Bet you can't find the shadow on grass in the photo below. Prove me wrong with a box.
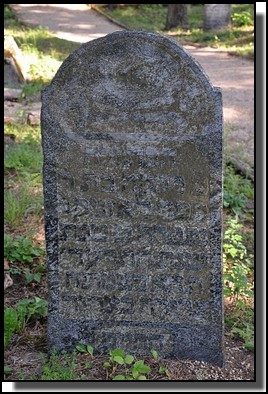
[15,30,81,62]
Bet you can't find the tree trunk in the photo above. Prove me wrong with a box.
[165,4,188,30]
[204,4,231,31]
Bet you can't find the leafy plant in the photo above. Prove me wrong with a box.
[4,234,44,263]
[108,349,151,380]
[75,343,94,357]
[223,165,253,214]
[223,218,254,300]
[231,12,252,27]
[4,365,13,377]
[231,325,254,351]
[16,297,48,329]
[151,349,158,361]
[131,360,151,380]
[159,365,168,376]
[9,267,22,275]
[25,270,42,284]
[223,216,254,350]
[109,348,134,366]
[4,298,47,348]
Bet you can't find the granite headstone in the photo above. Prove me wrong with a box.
[41,31,224,366]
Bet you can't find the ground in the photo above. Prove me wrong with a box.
[4,4,254,382]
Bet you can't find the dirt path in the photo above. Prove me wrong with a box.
[9,4,122,41]
[7,4,254,174]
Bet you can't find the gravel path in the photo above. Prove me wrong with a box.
[7,4,254,174]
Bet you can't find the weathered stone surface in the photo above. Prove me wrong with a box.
[4,87,22,101]
[204,4,231,31]
[41,31,223,366]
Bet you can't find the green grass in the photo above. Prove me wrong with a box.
[38,350,79,380]
[99,4,254,59]
[4,298,48,349]
[4,123,44,228]
[104,4,167,31]
[4,5,80,95]
[4,136,42,175]
[4,184,43,228]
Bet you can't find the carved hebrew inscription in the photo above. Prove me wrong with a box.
[57,138,211,323]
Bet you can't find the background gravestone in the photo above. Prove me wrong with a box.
[41,31,224,366]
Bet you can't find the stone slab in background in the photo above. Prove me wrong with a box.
[4,87,22,101]
[4,58,22,89]
[42,31,224,366]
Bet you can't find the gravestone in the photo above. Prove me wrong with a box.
[41,31,224,366]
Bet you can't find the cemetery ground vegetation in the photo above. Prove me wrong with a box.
[4,118,255,383]
[94,4,254,59]
[4,4,254,381]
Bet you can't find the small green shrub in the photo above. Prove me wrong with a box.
[223,217,254,349]
[4,234,44,263]
[16,297,48,329]
[106,349,151,380]
[223,218,253,300]
[4,297,48,348]
[223,165,253,214]
[231,12,252,27]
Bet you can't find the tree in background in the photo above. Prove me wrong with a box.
[165,4,188,30]
[204,4,231,30]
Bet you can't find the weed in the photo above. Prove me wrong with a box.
[223,218,254,300]
[25,270,41,284]
[4,365,13,378]
[4,234,44,263]
[231,12,252,27]
[159,365,168,376]
[75,343,94,357]
[106,349,151,380]
[151,349,158,361]
[231,325,254,351]
[4,307,20,348]
[22,79,46,97]
[4,297,48,348]
[223,164,254,214]
[131,359,151,380]
[4,186,30,226]
[40,349,78,380]
[9,267,22,275]
[16,297,48,329]
[109,348,134,366]
[4,135,42,174]
[4,122,41,143]
[223,217,254,349]
[4,184,44,227]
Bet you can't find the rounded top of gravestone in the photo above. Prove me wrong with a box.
[42,31,220,136]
